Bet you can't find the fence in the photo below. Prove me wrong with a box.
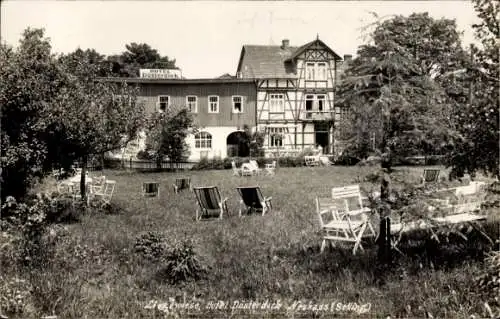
[90,158,196,172]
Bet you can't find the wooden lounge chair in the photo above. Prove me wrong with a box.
[173,177,191,193]
[193,186,229,220]
[236,186,272,216]
[315,197,373,255]
[142,181,160,197]
[421,168,440,185]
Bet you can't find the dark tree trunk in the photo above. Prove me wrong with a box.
[80,155,88,201]
[378,146,393,264]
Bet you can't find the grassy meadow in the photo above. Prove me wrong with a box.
[2,165,499,318]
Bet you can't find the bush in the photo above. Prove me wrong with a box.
[160,239,207,284]
[191,156,308,170]
[134,231,168,261]
[474,251,500,316]
[0,276,35,316]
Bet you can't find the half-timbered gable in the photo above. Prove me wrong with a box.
[236,38,344,157]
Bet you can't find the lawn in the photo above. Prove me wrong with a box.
[2,165,499,318]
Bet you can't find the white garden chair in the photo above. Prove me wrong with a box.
[265,161,277,176]
[91,180,116,205]
[315,197,373,255]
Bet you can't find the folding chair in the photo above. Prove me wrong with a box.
[315,197,372,255]
[249,160,262,175]
[173,177,191,193]
[421,169,440,185]
[193,186,229,220]
[304,156,320,167]
[90,176,106,195]
[236,186,272,216]
[265,161,277,176]
[92,180,116,204]
[142,181,160,198]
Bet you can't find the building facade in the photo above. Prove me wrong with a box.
[236,38,346,157]
[102,78,257,161]
[103,37,350,161]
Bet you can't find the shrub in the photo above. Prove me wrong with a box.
[0,276,35,316]
[134,231,168,261]
[474,251,500,317]
[160,239,207,284]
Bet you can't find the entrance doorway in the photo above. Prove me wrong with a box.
[226,131,250,157]
[314,123,330,154]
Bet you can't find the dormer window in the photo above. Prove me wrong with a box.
[306,62,327,81]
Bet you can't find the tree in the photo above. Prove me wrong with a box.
[447,0,499,178]
[55,53,145,199]
[339,12,468,161]
[337,13,465,262]
[0,28,69,200]
[144,106,195,168]
[59,48,110,77]
[107,43,178,77]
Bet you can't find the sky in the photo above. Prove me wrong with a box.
[1,1,481,79]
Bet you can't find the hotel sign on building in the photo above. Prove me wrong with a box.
[139,68,182,79]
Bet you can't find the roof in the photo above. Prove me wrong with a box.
[236,39,343,79]
[97,77,256,84]
[288,39,342,61]
[236,45,299,79]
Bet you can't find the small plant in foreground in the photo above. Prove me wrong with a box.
[0,276,35,316]
[161,239,207,284]
[475,250,500,316]
[134,231,168,261]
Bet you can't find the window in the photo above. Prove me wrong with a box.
[208,95,219,113]
[317,95,325,111]
[269,94,284,113]
[305,62,328,81]
[186,96,197,113]
[317,63,327,80]
[305,94,327,118]
[306,62,315,80]
[305,94,314,118]
[158,95,169,112]
[194,132,212,149]
[268,127,285,148]
[232,96,243,113]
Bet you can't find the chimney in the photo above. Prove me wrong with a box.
[343,54,353,62]
[281,39,290,49]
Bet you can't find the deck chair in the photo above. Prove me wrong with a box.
[173,177,191,193]
[315,197,372,255]
[142,181,160,197]
[232,161,242,176]
[193,186,229,220]
[92,180,116,204]
[421,169,440,185]
[236,186,272,216]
